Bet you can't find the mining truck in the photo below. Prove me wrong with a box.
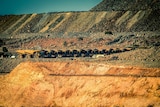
[16,50,40,58]
[0,47,12,58]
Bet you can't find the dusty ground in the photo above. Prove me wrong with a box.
[0,31,159,73]
[0,61,160,107]
[0,31,159,107]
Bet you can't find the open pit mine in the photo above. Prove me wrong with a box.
[0,0,160,106]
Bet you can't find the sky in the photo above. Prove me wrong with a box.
[0,0,102,15]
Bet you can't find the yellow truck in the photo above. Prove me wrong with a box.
[16,50,40,58]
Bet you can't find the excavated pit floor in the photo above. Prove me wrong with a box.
[0,61,160,107]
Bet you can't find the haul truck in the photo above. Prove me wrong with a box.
[16,50,40,58]
[0,47,12,59]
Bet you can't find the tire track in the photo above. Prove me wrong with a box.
[49,73,160,78]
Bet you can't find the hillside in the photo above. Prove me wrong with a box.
[0,0,160,34]
[90,0,160,11]
[0,10,160,35]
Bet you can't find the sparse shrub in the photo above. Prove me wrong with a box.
[119,91,135,98]
[2,47,8,52]
[96,37,104,42]
[49,101,61,107]
[119,89,135,98]
[110,56,118,60]
[105,31,113,35]
[156,84,160,90]
[132,44,139,49]
[0,39,5,47]
[63,41,68,47]
[147,104,154,107]
[78,37,83,41]
[153,42,160,47]
[106,35,122,45]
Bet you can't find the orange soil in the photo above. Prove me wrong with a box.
[0,61,160,107]
[23,37,112,50]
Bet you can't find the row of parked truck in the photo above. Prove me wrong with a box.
[0,47,133,59]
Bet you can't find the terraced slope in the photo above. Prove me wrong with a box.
[0,15,22,33]
[0,10,159,34]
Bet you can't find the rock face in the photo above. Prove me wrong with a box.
[0,10,159,34]
[0,61,160,106]
[90,0,160,11]
[0,0,160,34]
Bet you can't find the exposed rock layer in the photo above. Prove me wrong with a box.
[0,10,159,34]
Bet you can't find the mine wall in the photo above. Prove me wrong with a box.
[0,61,160,106]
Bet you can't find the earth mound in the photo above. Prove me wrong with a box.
[0,61,160,106]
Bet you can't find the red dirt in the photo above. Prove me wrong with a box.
[23,37,111,50]
[0,61,160,106]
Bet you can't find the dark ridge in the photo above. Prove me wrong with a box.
[90,0,160,11]
[49,74,160,78]
[131,10,160,31]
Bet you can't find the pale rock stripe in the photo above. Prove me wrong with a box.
[84,12,107,32]
[39,15,61,33]
[115,11,133,26]
[49,12,72,32]
[3,15,27,34]
[66,12,94,32]
[33,13,49,32]
[94,12,107,24]
[127,10,152,29]
[105,11,119,20]
[13,14,37,34]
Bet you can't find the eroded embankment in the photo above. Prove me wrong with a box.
[0,61,160,107]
